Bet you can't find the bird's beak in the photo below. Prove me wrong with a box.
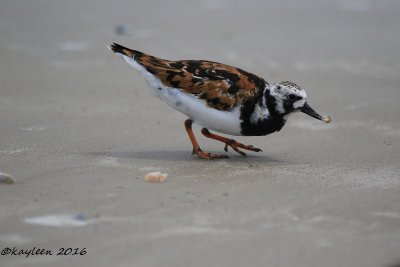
[301,102,331,123]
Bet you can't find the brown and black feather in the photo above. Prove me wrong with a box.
[110,43,268,111]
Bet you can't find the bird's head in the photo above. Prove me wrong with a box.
[269,81,331,123]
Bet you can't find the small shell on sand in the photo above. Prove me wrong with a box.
[144,171,168,183]
[0,172,16,184]
[323,115,332,123]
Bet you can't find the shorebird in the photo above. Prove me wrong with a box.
[109,43,331,159]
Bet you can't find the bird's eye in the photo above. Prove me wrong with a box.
[288,94,297,101]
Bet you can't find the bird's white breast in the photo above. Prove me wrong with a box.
[159,88,242,136]
[120,54,243,136]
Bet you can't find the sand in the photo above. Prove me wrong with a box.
[1,0,400,266]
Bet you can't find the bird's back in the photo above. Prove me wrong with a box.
[109,43,267,111]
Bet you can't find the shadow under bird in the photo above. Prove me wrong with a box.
[109,43,331,159]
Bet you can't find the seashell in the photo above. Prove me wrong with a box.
[323,115,332,123]
[0,172,16,184]
[144,171,167,183]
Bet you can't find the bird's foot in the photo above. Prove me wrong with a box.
[223,140,263,156]
[192,149,229,159]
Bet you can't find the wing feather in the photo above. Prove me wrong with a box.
[111,43,267,110]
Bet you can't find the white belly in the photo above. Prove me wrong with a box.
[158,88,242,136]
[120,54,242,136]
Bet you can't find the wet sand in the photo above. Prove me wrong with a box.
[1,0,400,266]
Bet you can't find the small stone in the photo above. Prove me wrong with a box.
[0,172,16,184]
[74,214,86,221]
[115,25,129,36]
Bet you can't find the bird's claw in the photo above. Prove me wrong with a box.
[193,149,229,159]
[223,140,262,156]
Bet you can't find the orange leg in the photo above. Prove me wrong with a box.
[201,128,262,156]
[184,120,228,159]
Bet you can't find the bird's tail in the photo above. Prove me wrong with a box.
[108,43,144,59]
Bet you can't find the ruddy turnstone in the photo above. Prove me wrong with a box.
[109,43,331,159]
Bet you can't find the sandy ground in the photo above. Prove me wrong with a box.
[1,0,400,266]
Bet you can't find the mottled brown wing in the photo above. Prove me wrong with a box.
[165,60,268,110]
[110,43,267,110]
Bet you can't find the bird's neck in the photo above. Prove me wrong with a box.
[266,88,289,117]
[240,88,286,136]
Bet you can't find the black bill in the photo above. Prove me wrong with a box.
[301,102,324,121]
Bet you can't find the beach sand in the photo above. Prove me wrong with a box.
[1,1,400,266]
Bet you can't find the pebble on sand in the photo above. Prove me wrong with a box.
[115,24,129,36]
[0,172,16,184]
[144,171,168,183]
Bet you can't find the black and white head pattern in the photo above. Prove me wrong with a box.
[269,81,307,116]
